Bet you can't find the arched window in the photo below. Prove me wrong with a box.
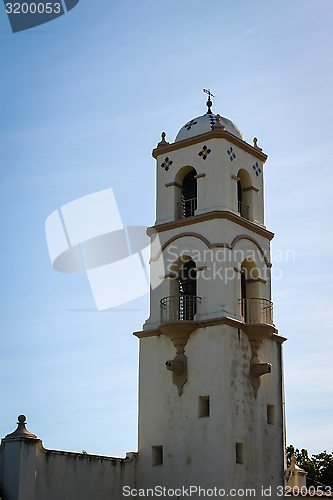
[240,259,260,323]
[239,258,273,324]
[241,271,246,300]
[237,169,252,220]
[174,167,198,220]
[240,270,247,321]
[179,259,197,320]
[181,170,197,218]
[162,256,199,322]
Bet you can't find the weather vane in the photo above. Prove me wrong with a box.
[203,88,215,114]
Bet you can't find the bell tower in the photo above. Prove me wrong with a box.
[134,94,286,494]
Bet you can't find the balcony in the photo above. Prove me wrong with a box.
[177,197,197,219]
[238,201,249,220]
[240,298,273,325]
[160,295,201,322]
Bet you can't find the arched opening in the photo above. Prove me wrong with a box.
[161,256,200,321]
[174,167,197,219]
[237,169,252,220]
[181,170,197,218]
[179,259,197,320]
[240,259,260,322]
[239,258,272,324]
[241,271,246,302]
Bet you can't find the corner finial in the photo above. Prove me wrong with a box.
[212,114,225,130]
[203,88,215,114]
[253,137,262,151]
[4,414,38,440]
[156,132,169,149]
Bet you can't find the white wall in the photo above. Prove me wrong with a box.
[0,438,137,500]
[137,325,285,495]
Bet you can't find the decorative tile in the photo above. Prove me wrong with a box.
[198,145,211,160]
[227,147,236,161]
[161,157,173,171]
[184,119,198,130]
[253,162,261,176]
[209,114,216,128]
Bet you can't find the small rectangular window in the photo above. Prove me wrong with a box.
[152,446,163,466]
[267,405,274,425]
[236,443,243,464]
[198,396,210,417]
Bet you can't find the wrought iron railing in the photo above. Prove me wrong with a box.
[240,298,273,325]
[177,197,197,219]
[160,295,201,322]
[238,201,249,220]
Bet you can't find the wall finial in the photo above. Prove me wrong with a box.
[212,114,225,130]
[156,131,169,149]
[253,137,262,151]
[203,88,215,114]
[4,414,38,440]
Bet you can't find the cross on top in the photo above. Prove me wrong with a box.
[203,88,215,101]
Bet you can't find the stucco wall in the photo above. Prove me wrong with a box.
[155,137,265,227]
[0,438,137,500]
[137,325,285,496]
[35,444,137,500]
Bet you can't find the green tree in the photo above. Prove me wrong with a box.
[287,445,333,488]
[312,451,333,488]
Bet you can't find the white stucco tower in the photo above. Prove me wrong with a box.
[134,95,286,496]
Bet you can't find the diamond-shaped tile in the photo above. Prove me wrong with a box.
[227,147,236,161]
[184,120,198,131]
[198,145,211,160]
[253,162,261,176]
[161,157,173,171]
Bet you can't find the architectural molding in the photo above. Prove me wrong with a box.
[195,266,208,272]
[155,232,212,259]
[234,267,244,274]
[229,234,272,267]
[165,181,181,188]
[37,441,137,463]
[242,185,260,193]
[246,277,268,284]
[134,316,284,341]
[150,232,272,268]
[148,210,274,240]
[153,129,268,162]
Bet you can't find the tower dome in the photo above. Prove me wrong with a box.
[175,112,245,142]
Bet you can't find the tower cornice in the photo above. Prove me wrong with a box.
[134,316,286,343]
[147,210,274,241]
[152,129,268,162]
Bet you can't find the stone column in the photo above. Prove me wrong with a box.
[1,415,40,500]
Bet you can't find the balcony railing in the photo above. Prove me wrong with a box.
[240,298,273,325]
[177,197,197,219]
[238,201,249,220]
[160,295,201,322]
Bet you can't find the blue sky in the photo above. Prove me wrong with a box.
[0,0,332,457]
